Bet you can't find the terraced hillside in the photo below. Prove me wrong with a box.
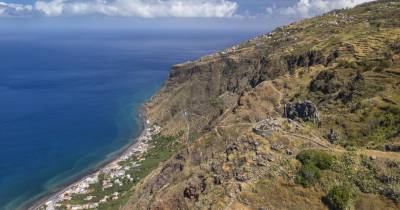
[41,1,400,209]
[121,1,400,209]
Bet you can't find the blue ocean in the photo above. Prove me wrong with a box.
[0,26,264,209]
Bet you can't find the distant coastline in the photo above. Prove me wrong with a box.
[25,109,148,210]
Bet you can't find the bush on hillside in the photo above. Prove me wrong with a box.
[296,163,321,187]
[326,185,353,210]
[296,150,335,170]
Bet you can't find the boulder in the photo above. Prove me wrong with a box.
[284,100,319,122]
[183,177,206,200]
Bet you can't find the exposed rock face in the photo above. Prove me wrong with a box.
[123,1,400,210]
[285,50,326,74]
[150,159,185,194]
[284,101,319,122]
[145,39,338,137]
[183,177,206,200]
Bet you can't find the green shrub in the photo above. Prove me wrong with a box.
[296,150,334,170]
[326,185,353,210]
[361,109,400,143]
[296,163,321,187]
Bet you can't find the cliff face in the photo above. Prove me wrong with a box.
[145,28,336,137]
[125,1,400,209]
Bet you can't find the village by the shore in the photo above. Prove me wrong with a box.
[33,120,161,210]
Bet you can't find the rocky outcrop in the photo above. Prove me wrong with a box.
[124,1,400,209]
[285,50,327,73]
[150,161,185,194]
[147,46,338,136]
[183,176,206,200]
[284,101,319,122]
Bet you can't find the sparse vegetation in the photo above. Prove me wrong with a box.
[107,1,400,209]
[326,185,354,210]
[296,163,321,187]
[99,135,180,209]
[296,150,334,187]
[297,150,335,170]
[60,134,181,209]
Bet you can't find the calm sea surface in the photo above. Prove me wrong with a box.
[0,28,263,209]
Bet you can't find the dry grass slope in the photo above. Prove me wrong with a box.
[122,1,400,209]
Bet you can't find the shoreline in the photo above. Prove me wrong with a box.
[26,109,150,210]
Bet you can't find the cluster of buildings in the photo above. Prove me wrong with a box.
[40,123,162,210]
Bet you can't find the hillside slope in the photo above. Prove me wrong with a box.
[122,1,400,210]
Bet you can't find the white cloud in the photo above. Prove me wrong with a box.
[0,2,33,16]
[0,0,238,17]
[268,0,375,18]
[35,0,64,16]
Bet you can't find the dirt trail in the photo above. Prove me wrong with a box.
[284,130,400,161]
[213,114,400,161]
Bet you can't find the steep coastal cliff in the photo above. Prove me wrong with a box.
[125,1,400,209]
[38,1,400,209]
